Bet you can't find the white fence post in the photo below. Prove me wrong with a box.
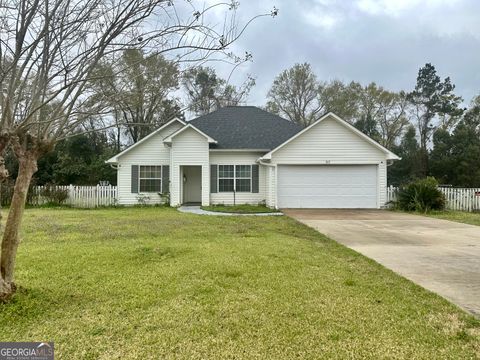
[68,184,74,206]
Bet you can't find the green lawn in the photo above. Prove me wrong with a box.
[424,210,480,226]
[1,208,479,359]
[201,204,279,214]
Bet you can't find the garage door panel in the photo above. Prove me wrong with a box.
[277,165,377,208]
[279,185,375,196]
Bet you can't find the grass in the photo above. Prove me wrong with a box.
[423,210,480,227]
[201,203,279,214]
[0,207,479,359]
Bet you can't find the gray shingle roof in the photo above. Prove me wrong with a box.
[188,106,302,150]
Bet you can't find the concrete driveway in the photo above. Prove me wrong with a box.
[283,209,480,316]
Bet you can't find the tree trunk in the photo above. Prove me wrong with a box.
[0,138,11,301]
[0,152,37,300]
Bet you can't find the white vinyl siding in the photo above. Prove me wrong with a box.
[271,116,386,163]
[209,152,266,205]
[116,121,183,205]
[170,127,210,206]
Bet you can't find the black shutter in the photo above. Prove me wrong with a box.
[162,165,169,194]
[131,165,139,193]
[210,165,217,193]
[252,164,259,193]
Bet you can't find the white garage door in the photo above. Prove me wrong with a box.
[277,165,378,208]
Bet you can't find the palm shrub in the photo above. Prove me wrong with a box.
[395,177,445,213]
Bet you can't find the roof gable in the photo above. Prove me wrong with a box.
[163,123,217,144]
[261,112,400,160]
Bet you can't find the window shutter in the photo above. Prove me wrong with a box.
[162,165,169,194]
[252,164,259,193]
[210,165,217,193]
[131,165,139,193]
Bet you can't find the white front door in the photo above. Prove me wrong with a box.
[182,166,202,204]
[277,165,378,208]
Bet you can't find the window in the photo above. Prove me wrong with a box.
[235,165,251,192]
[218,165,251,192]
[218,165,234,192]
[139,165,162,192]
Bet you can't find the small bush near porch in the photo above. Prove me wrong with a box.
[1,208,479,358]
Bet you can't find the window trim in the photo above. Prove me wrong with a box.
[138,165,162,193]
[217,164,252,193]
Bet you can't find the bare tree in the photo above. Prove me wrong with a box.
[266,63,325,127]
[319,80,361,124]
[182,66,255,116]
[376,91,409,149]
[91,49,183,143]
[354,83,409,149]
[0,0,275,300]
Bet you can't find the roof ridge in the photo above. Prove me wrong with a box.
[189,105,301,129]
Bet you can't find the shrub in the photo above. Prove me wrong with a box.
[39,184,69,205]
[136,194,150,206]
[395,177,445,213]
[159,192,170,206]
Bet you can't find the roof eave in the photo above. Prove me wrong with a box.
[386,154,401,161]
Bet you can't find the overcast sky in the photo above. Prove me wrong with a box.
[206,0,480,107]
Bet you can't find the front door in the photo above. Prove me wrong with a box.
[182,166,202,204]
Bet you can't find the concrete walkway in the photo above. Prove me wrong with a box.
[178,205,283,216]
[284,209,480,316]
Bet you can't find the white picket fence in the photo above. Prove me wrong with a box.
[23,184,480,211]
[30,185,118,208]
[387,186,480,212]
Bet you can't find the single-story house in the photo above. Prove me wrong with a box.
[106,106,400,208]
